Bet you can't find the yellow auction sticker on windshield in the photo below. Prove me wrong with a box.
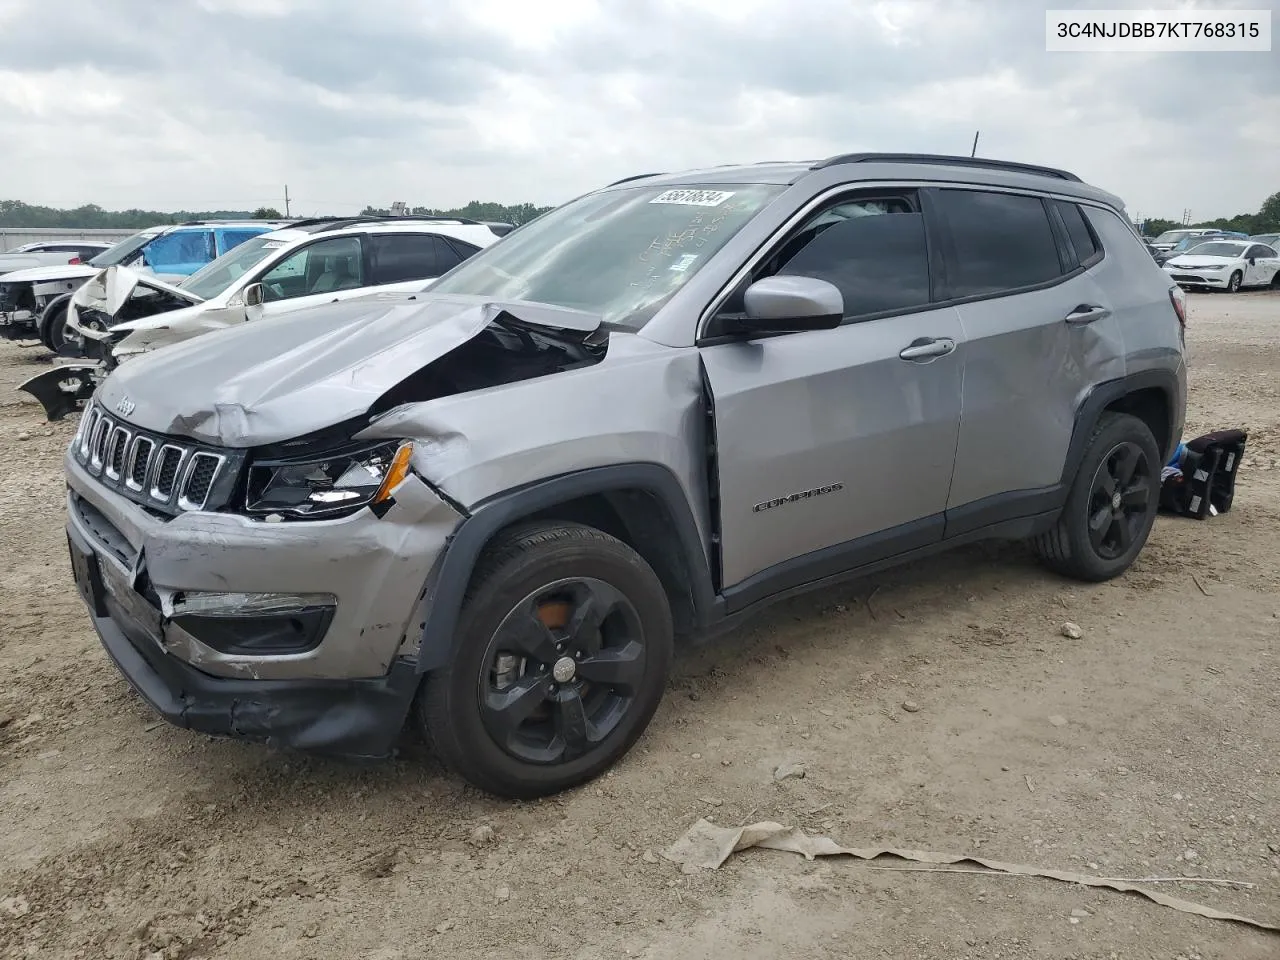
[649,190,736,207]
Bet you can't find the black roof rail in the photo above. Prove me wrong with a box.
[606,172,665,187]
[811,152,1082,183]
[282,214,484,230]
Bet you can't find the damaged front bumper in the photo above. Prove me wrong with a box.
[18,362,101,421]
[65,445,464,758]
[0,310,37,340]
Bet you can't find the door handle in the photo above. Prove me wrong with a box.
[898,337,956,362]
[1064,304,1111,324]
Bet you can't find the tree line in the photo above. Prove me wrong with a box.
[1140,190,1280,238]
[0,198,555,229]
[358,200,554,225]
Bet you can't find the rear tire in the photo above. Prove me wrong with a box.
[417,522,673,798]
[1033,412,1161,582]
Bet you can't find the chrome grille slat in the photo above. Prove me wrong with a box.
[177,452,224,511]
[88,417,111,471]
[151,445,186,502]
[126,437,154,492]
[105,426,130,481]
[72,401,230,514]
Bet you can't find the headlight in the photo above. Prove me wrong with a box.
[1199,264,1227,270]
[244,440,414,519]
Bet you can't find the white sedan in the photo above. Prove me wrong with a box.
[1163,240,1280,293]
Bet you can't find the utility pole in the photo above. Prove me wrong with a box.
[970,130,980,157]
[284,185,291,218]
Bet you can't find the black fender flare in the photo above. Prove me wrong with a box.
[414,463,715,673]
[1060,368,1183,485]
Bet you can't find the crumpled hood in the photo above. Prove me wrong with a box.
[96,292,601,448]
[72,264,203,317]
[0,263,100,284]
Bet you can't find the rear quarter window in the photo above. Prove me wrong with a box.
[1054,201,1102,268]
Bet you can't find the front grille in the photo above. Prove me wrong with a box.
[0,282,34,313]
[1171,274,1207,283]
[71,401,241,516]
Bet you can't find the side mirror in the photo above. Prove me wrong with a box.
[735,275,844,335]
[243,282,266,322]
[1247,257,1256,266]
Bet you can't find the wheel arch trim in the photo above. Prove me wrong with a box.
[1063,368,1183,484]
[415,463,715,673]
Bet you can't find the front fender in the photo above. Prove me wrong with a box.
[18,363,101,421]
[413,463,716,674]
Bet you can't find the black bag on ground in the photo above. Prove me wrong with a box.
[1159,429,1247,519]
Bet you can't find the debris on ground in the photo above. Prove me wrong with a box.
[1060,622,1083,639]
[773,762,806,782]
[467,825,496,847]
[901,700,921,713]
[662,819,1280,934]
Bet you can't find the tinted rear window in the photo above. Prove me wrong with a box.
[936,190,1062,297]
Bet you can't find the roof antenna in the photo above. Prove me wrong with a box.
[970,131,980,158]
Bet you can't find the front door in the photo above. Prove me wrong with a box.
[253,235,371,321]
[1244,244,1278,287]
[700,194,963,601]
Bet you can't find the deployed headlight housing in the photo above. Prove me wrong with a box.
[244,440,414,519]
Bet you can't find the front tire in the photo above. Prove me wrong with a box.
[40,300,81,357]
[417,522,673,798]
[1033,412,1161,582]
[1226,270,1243,293]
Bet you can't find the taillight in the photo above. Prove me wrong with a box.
[1169,285,1186,325]
[1169,285,1186,347]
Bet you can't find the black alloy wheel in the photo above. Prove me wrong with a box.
[1086,441,1153,561]
[478,577,646,765]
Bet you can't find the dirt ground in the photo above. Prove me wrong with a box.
[1,291,1278,960]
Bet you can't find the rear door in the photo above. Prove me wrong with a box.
[367,233,467,292]
[933,188,1124,534]
[216,228,268,257]
[700,189,964,596]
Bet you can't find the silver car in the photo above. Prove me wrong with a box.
[62,153,1187,797]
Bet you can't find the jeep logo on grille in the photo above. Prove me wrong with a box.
[115,396,136,416]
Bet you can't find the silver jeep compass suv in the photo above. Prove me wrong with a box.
[63,154,1187,797]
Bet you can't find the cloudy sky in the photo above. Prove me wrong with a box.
[0,0,1275,221]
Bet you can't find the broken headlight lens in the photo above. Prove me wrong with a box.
[244,440,413,519]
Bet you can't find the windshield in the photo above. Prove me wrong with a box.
[180,235,286,299]
[428,183,786,328]
[1251,234,1279,245]
[1180,242,1246,258]
[1153,230,1195,244]
[1173,235,1223,251]
[88,230,163,267]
